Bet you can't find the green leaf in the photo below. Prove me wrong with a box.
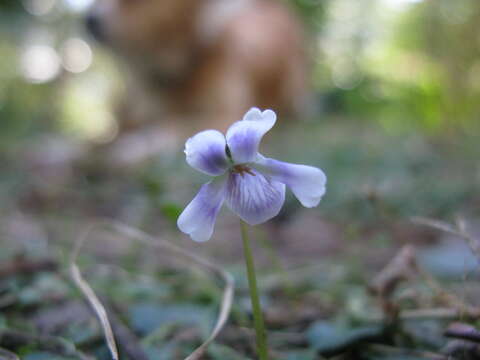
[128,303,212,335]
[306,320,383,354]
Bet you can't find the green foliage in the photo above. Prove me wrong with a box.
[306,320,383,354]
[0,0,24,11]
[391,0,480,131]
[314,0,480,134]
[287,0,327,32]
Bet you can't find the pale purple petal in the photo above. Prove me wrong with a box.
[185,130,228,176]
[255,155,326,208]
[226,108,276,164]
[225,169,285,225]
[177,177,227,242]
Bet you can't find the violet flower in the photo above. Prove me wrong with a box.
[178,108,327,242]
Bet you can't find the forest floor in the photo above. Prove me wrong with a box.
[1,119,479,360]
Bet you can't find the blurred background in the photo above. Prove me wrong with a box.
[1,0,480,359]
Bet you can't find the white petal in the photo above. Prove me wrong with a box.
[185,130,228,176]
[243,107,276,123]
[226,108,276,164]
[255,155,326,208]
[225,169,285,225]
[177,177,227,242]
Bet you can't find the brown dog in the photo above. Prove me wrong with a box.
[86,0,310,164]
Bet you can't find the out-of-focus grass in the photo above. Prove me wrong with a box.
[271,118,479,223]
[1,115,477,238]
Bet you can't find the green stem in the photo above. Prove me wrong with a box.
[240,220,269,360]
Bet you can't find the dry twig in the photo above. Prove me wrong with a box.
[417,266,480,318]
[99,296,149,360]
[368,236,480,323]
[369,245,417,320]
[70,263,118,360]
[412,216,480,261]
[70,219,234,360]
[411,217,480,318]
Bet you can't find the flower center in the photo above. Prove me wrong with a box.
[231,164,256,177]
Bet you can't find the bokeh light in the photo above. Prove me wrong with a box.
[382,0,423,11]
[20,45,61,83]
[61,38,93,73]
[22,0,56,16]
[63,0,94,12]
[60,73,119,143]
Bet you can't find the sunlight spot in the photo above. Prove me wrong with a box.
[63,0,94,12]
[331,62,363,90]
[22,0,56,16]
[60,74,120,143]
[21,45,61,84]
[61,38,93,73]
[382,0,423,10]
